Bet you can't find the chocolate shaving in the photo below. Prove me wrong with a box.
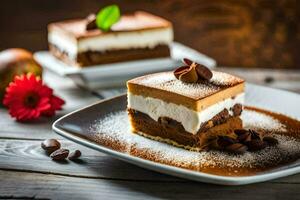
[173,58,213,83]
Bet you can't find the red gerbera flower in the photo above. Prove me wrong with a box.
[3,74,65,121]
[42,95,65,117]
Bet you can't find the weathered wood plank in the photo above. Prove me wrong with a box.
[0,139,178,181]
[0,139,300,184]
[0,170,300,200]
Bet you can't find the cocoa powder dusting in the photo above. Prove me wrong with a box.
[89,107,300,177]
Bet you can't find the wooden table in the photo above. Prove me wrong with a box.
[1,68,300,200]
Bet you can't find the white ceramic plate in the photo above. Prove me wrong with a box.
[34,42,216,89]
[53,84,300,185]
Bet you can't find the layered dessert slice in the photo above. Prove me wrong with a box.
[127,59,245,151]
[48,11,173,67]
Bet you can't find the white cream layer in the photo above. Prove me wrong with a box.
[48,27,173,59]
[128,93,245,134]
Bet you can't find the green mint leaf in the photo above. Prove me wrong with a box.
[96,4,120,31]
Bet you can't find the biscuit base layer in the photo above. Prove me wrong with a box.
[49,44,170,67]
[128,109,243,151]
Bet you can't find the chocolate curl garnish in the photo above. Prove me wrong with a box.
[174,63,198,83]
[174,58,213,83]
[86,14,97,30]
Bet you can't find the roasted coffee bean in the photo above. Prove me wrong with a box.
[41,139,61,154]
[225,143,248,154]
[237,132,251,143]
[183,58,193,65]
[246,140,267,151]
[68,150,82,160]
[176,58,212,82]
[249,129,263,140]
[217,136,237,148]
[50,149,69,161]
[263,136,279,146]
[195,64,213,80]
[234,129,248,136]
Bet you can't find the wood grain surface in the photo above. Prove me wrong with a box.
[1,170,300,200]
[0,68,300,199]
[0,139,178,181]
[0,0,299,68]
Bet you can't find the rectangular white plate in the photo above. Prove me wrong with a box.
[34,42,216,89]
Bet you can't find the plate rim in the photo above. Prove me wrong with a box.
[52,83,300,185]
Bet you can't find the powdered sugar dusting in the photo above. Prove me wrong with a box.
[242,109,286,132]
[210,71,244,86]
[90,109,300,172]
[128,71,244,99]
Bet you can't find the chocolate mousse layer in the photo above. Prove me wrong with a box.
[128,107,243,150]
[49,44,170,67]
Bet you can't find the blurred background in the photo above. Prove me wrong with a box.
[0,0,299,68]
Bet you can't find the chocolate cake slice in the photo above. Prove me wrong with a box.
[48,11,173,67]
[127,64,245,151]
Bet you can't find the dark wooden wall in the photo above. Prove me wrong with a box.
[0,0,299,68]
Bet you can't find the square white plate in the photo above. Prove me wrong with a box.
[53,84,300,185]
